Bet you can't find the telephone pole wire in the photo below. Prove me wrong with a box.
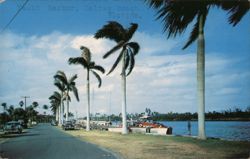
[1,0,29,33]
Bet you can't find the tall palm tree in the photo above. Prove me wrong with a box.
[94,21,140,134]
[49,91,62,122]
[146,0,249,139]
[54,71,79,122]
[1,103,7,113]
[54,79,66,125]
[68,46,105,131]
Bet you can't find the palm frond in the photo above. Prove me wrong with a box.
[54,80,65,92]
[94,21,126,42]
[49,91,61,101]
[147,0,205,38]
[71,85,79,101]
[68,57,88,68]
[124,50,130,72]
[107,51,124,75]
[90,65,105,74]
[127,42,140,55]
[91,70,102,88]
[220,0,250,26]
[103,40,125,58]
[145,0,165,9]
[80,46,92,63]
[69,74,77,84]
[182,17,199,50]
[182,8,208,49]
[125,23,138,41]
[126,52,135,76]
[54,71,67,85]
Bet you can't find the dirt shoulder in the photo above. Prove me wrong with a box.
[62,129,250,159]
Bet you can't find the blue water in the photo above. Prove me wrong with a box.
[159,121,250,141]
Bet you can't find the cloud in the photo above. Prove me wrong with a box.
[0,31,249,116]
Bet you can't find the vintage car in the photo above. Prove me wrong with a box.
[62,121,75,130]
[4,121,23,134]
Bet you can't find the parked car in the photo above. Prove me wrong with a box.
[62,121,74,130]
[4,121,23,134]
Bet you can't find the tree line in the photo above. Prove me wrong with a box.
[90,106,250,122]
[151,107,250,121]
[0,102,52,126]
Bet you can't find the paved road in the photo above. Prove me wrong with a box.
[0,124,118,159]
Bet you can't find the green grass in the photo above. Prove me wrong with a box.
[62,129,250,159]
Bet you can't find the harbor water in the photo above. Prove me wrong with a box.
[159,121,250,141]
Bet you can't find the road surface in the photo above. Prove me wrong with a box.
[0,124,118,159]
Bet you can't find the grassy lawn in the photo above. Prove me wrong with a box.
[62,129,250,159]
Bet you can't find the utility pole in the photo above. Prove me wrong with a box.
[109,91,111,122]
[21,96,30,110]
[92,88,94,120]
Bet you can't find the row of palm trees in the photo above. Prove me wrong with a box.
[48,22,140,134]
[49,71,79,125]
[49,0,249,139]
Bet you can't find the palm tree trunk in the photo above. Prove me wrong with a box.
[60,99,64,124]
[121,51,127,134]
[56,107,59,122]
[62,100,64,124]
[66,92,69,121]
[197,13,206,140]
[58,104,61,125]
[86,69,90,131]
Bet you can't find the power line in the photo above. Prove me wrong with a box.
[1,0,29,33]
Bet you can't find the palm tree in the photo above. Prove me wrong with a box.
[7,105,14,120]
[54,71,79,122]
[94,21,140,134]
[1,103,7,113]
[43,105,48,115]
[54,79,66,125]
[49,91,62,122]
[146,0,249,139]
[32,101,39,108]
[68,46,105,131]
[43,105,48,110]
[19,101,24,107]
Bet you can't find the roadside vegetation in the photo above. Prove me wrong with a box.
[63,129,250,159]
[0,102,52,128]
